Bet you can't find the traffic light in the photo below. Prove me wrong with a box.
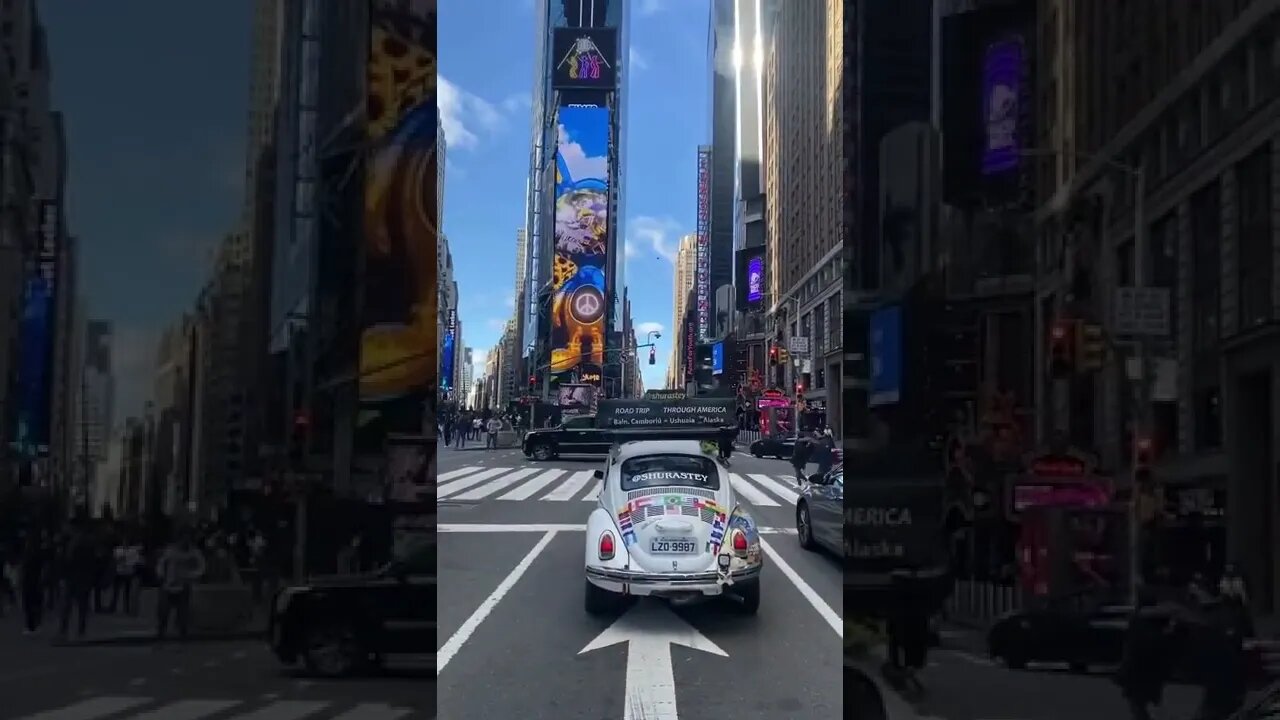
[769,343,779,366]
[1133,436,1155,484]
[1076,323,1106,371]
[528,375,536,393]
[1048,320,1077,377]
[777,346,790,365]
[648,347,656,365]
[795,382,804,397]
[288,410,309,464]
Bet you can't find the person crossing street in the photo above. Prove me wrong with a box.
[155,532,207,643]
[486,416,502,449]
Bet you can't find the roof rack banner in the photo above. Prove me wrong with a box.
[596,399,735,428]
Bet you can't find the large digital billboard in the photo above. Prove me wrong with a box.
[9,199,59,457]
[869,305,902,407]
[550,104,610,385]
[695,146,711,341]
[551,28,617,90]
[358,1,437,425]
[441,308,456,390]
[735,247,765,310]
[981,37,1023,176]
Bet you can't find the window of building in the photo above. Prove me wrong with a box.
[1191,181,1221,350]
[1237,147,1273,327]
[1150,213,1179,341]
[813,299,826,357]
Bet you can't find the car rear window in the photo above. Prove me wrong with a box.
[620,454,720,491]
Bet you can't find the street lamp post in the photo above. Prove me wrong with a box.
[1025,148,1149,602]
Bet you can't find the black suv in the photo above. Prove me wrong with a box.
[268,539,434,676]
[522,415,612,460]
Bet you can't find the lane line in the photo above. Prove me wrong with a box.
[17,697,153,720]
[581,479,602,501]
[436,467,513,498]
[497,469,566,500]
[125,700,240,720]
[329,705,415,720]
[437,466,481,481]
[747,473,799,505]
[437,530,558,674]
[451,467,541,501]
[540,470,594,501]
[760,538,842,636]
[440,523,799,534]
[729,473,781,507]
[219,701,329,720]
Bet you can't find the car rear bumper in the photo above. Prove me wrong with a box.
[586,565,760,596]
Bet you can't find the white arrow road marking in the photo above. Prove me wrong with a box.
[579,602,728,720]
[437,530,558,674]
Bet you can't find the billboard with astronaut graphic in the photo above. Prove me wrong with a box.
[550,104,610,384]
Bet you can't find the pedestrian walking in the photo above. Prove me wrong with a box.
[57,520,98,641]
[1114,590,1184,720]
[19,533,46,634]
[486,417,502,449]
[472,416,482,441]
[155,532,207,643]
[790,433,813,483]
[443,417,454,446]
[110,539,140,614]
[814,428,836,475]
[455,416,469,449]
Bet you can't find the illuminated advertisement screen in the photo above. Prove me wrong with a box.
[981,37,1022,176]
[711,342,724,375]
[550,104,610,385]
[441,309,456,390]
[10,277,54,456]
[695,146,711,340]
[550,28,618,90]
[358,1,437,421]
[747,255,764,302]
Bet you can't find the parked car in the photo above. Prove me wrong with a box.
[749,434,794,459]
[268,539,434,677]
[796,464,843,554]
[584,437,763,615]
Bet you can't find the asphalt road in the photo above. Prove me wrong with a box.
[0,614,433,719]
[436,441,844,719]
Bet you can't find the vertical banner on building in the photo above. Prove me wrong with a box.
[440,308,456,391]
[549,104,610,385]
[695,146,711,341]
[358,1,437,432]
[9,200,59,457]
[980,37,1023,176]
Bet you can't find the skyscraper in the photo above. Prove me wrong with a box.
[668,234,697,385]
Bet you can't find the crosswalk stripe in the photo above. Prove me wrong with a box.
[437,466,480,481]
[17,698,153,720]
[451,468,541,501]
[729,473,781,507]
[498,469,566,500]
[747,473,799,505]
[437,467,512,498]
[125,700,240,720]
[541,470,594,500]
[582,479,602,501]
[221,701,328,720]
[329,705,414,720]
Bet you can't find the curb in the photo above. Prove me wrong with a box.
[62,628,267,647]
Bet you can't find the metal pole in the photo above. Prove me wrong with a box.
[1129,168,1147,604]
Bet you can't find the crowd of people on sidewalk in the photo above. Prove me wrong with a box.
[0,514,283,645]
[440,408,522,450]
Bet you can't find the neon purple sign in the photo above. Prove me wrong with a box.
[981,38,1022,176]
[746,255,764,303]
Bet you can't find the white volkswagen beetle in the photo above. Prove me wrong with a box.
[584,436,763,615]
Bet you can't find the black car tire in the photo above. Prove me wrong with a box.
[796,502,818,550]
[734,579,761,615]
[752,450,763,458]
[999,635,1030,670]
[584,580,619,615]
[532,443,555,461]
[302,623,363,678]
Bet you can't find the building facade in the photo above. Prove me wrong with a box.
[667,234,697,387]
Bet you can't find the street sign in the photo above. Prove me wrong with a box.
[787,336,810,355]
[580,602,727,719]
[1113,287,1170,336]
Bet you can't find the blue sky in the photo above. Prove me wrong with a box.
[42,1,251,423]
[439,0,711,391]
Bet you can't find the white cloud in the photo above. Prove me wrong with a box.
[438,76,506,150]
[472,349,488,371]
[635,321,664,335]
[504,293,516,308]
[487,318,508,330]
[501,92,531,113]
[638,0,664,16]
[627,215,683,264]
[556,124,608,181]
[629,47,650,72]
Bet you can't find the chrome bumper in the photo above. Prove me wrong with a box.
[586,564,760,594]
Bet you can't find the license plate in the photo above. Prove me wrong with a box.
[650,537,698,554]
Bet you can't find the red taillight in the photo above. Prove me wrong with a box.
[731,530,748,555]
[598,532,616,560]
